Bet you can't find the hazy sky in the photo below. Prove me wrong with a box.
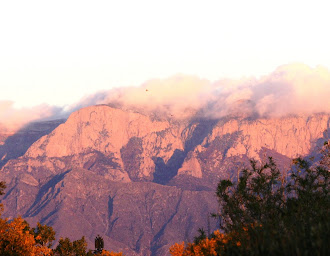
[0,0,329,108]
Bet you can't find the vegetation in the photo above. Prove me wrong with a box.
[94,235,104,254]
[170,142,329,255]
[0,182,123,255]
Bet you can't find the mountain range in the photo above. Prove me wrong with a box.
[0,105,329,255]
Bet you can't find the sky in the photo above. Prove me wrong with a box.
[0,0,329,129]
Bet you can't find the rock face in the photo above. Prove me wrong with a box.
[0,119,64,168]
[0,105,329,255]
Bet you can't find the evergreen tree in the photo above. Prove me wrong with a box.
[73,236,88,256]
[170,141,330,255]
[214,155,329,255]
[54,237,73,256]
[0,181,5,213]
[95,235,104,253]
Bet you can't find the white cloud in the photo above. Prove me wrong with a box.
[1,63,329,131]
[78,63,330,119]
[0,101,63,131]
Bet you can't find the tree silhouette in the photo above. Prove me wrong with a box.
[95,234,104,253]
[0,181,5,213]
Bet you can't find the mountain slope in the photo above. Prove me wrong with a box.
[0,119,64,168]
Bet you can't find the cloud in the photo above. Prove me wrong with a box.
[0,101,63,132]
[251,63,330,116]
[1,63,329,131]
[100,75,211,119]
[88,63,330,119]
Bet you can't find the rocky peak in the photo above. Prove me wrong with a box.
[25,105,171,158]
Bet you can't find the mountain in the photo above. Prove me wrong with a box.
[0,105,329,255]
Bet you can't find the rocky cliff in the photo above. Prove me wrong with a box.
[0,105,329,255]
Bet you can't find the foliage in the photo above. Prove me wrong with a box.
[216,157,285,234]
[0,181,5,196]
[32,222,56,248]
[96,250,123,256]
[0,216,52,256]
[170,230,233,256]
[0,181,5,213]
[73,236,88,256]
[53,236,117,256]
[170,142,329,256]
[54,236,90,256]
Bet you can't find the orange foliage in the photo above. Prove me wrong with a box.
[169,242,185,256]
[169,230,232,256]
[0,216,52,255]
[100,250,123,256]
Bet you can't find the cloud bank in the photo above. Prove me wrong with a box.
[0,101,63,132]
[1,63,329,131]
[95,63,330,119]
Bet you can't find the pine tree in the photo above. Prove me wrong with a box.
[95,234,104,253]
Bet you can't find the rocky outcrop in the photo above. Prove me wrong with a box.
[179,114,329,182]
